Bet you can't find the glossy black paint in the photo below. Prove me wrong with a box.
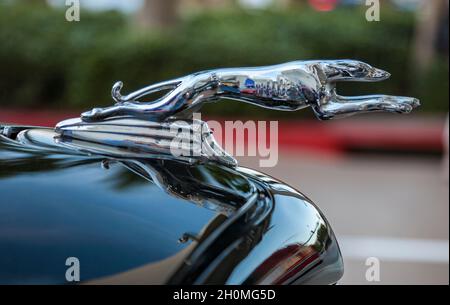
[0,129,343,284]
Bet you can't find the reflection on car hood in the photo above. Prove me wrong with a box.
[0,131,256,284]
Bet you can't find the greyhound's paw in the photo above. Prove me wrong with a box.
[381,96,421,114]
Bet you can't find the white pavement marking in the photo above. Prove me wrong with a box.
[338,236,449,264]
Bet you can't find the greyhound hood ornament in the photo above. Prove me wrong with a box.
[4,60,419,167]
[80,60,419,122]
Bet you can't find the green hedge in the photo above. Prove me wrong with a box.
[0,3,448,118]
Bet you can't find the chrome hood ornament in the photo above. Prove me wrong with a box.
[4,60,420,167]
[80,60,419,121]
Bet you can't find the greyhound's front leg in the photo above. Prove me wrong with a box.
[312,94,420,120]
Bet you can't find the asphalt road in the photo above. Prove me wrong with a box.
[237,152,449,285]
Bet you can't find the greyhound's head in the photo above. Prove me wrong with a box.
[317,60,390,82]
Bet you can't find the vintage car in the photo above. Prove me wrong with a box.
[0,60,418,284]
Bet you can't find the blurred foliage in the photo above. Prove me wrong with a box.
[0,2,448,118]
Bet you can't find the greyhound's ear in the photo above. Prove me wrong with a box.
[320,60,390,82]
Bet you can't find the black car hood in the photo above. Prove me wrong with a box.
[0,125,343,285]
